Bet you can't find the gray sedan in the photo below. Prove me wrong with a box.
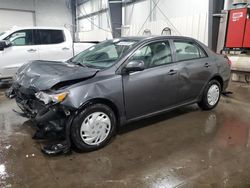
[7,36,231,155]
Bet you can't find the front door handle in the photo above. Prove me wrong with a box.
[204,62,210,68]
[62,47,70,51]
[27,49,37,53]
[168,69,177,75]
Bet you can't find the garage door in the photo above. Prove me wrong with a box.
[0,9,35,32]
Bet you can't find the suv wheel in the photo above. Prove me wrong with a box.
[198,80,221,110]
[71,103,116,152]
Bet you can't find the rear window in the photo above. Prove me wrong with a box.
[36,29,65,45]
[174,40,207,61]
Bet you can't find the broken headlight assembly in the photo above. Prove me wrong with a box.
[35,91,68,105]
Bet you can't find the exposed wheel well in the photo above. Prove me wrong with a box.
[81,98,120,125]
[211,75,223,89]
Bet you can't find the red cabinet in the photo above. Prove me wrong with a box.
[243,18,250,48]
[225,8,248,48]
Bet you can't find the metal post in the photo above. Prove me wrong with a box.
[108,0,122,38]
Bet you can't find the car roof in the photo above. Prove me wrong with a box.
[7,26,68,31]
[116,35,197,43]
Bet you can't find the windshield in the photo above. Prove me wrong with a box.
[69,39,138,69]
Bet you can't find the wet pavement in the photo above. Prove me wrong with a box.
[0,82,250,188]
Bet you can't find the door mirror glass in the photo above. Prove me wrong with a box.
[124,60,145,73]
[0,40,11,51]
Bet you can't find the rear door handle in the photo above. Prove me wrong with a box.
[27,49,37,53]
[204,63,210,68]
[168,69,177,75]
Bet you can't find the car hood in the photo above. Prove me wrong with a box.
[15,60,99,91]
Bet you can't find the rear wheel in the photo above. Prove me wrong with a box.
[71,103,116,152]
[198,80,221,110]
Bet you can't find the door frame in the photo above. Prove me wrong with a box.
[118,39,181,120]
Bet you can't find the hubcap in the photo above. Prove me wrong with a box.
[207,84,220,106]
[80,112,111,145]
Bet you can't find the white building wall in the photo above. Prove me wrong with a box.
[156,0,208,18]
[122,0,209,45]
[76,0,112,41]
[0,0,72,32]
[123,1,150,25]
[34,0,72,29]
[75,0,210,43]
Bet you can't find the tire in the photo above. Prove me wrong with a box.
[71,103,116,152]
[198,80,221,110]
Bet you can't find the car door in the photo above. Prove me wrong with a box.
[36,29,73,61]
[122,40,180,120]
[172,40,213,103]
[0,29,38,79]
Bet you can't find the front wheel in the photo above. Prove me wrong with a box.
[71,103,116,152]
[198,80,221,110]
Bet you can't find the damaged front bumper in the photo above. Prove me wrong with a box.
[6,84,74,155]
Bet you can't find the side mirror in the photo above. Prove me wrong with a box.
[123,60,145,73]
[0,40,11,51]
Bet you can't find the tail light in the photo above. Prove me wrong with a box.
[224,55,232,66]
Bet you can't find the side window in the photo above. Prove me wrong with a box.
[130,45,152,63]
[5,30,33,46]
[37,30,65,45]
[174,40,207,61]
[129,41,172,68]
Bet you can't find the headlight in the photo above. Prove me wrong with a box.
[35,91,68,104]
